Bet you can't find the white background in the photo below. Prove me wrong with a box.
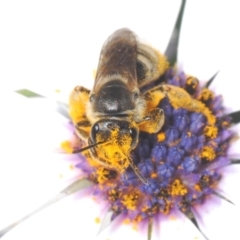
[0,1,240,240]
[1,1,240,103]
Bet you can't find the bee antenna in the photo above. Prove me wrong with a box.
[72,141,106,154]
[128,158,149,185]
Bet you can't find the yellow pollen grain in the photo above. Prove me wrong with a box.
[157,132,165,142]
[96,167,109,183]
[123,218,131,224]
[55,89,60,93]
[201,146,216,161]
[69,164,74,170]
[95,217,101,224]
[204,125,218,139]
[151,172,157,178]
[135,215,142,223]
[96,127,132,171]
[187,132,192,137]
[222,121,230,128]
[61,141,73,153]
[170,179,187,196]
[198,88,214,101]
[194,184,201,191]
[121,193,139,210]
[169,215,177,221]
[59,174,63,178]
[132,223,139,231]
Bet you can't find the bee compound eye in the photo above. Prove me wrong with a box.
[91,123,100,142]
[129,128,137,139]
[129,128,138,148]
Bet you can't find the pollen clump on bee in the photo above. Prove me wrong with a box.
[69,86,90,125]
[95,126,133,171]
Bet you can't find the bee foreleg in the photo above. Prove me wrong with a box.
[145,84,216,126]
[158,84,216,125]
[75,120,91,139]
[139,108,165,133]
[69,86,92,141]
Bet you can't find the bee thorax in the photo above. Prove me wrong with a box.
[94,80,135,113]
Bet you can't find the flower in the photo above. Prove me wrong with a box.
[0,1,240,240]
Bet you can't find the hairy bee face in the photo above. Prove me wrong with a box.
[88,119,139,171]
[69,28,169,184]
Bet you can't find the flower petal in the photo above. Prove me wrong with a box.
[0,93,79,231]
[1,196,102,240]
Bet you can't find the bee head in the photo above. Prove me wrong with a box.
[89,119,139,165]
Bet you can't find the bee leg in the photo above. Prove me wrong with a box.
[69,86,91,141]
[128,157,148,185]
[75,120,91,140]
[158,84,216,125]
[144,84,215,126]
[139,108,165,133]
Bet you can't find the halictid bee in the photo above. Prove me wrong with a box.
[69,28,202,184]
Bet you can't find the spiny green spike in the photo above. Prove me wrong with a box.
[164,0,186,67]
[227,110,240,124]
[16,89,44,98]
[231,159,240,164]
[97,210,113,236]
[147,217,153,240]
[16,89,70,119]
[183,209,209,240]
[0,178,93,238]
[205,71,219,88]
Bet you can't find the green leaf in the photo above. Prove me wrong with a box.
[0,178,93,238]
[16,89,71,119]
[164,0,186,66]
[16,89,44,98]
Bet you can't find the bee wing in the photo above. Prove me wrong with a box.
[94,28,138,92]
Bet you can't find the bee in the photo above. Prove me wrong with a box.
[69,28,206,184]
